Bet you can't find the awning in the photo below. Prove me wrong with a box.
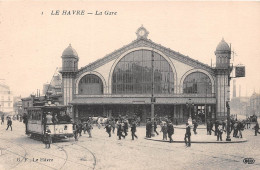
[70,97,216,105]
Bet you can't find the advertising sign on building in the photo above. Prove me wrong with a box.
[235,66,245,77]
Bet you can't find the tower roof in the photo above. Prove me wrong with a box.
[216,38,231,52]
[62,44,78,58]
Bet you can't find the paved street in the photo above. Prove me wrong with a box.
[0,121,260,170]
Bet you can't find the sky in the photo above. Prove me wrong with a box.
[0,1,260,98]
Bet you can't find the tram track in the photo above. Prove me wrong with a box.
[0,137,28,169]
[0,129,96,170]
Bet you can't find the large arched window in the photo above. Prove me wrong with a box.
[183,72,212,94]
[78,74,103,95]
[112,50,174,94]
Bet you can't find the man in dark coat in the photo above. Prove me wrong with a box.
[193,120,198,135]
[206,120,210,135]
[131,121,138,140]
[6,117,12,131]
[117,123,125,140]
[123,120,128,136]
[167,121,174,143]
[104,123,112,137]
[43,127,52,149]
[184,123,191,147]
[154,121,159,135]
[254,122,260,136]
[73,123,79,141]
[78,122,83,137]
[23,113,28,134]
[146,119,152,138]
[1,114,4,125]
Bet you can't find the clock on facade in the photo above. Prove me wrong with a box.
[136,25,149,39]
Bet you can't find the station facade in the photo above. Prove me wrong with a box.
[60,26,231,123]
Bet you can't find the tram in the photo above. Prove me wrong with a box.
[26,105,74,140]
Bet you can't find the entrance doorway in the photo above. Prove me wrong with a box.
[196,105,205,123]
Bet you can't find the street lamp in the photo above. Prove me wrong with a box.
[150,50,155,137]
[205,82,212,125]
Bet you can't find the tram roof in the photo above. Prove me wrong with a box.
[27,105,69,110]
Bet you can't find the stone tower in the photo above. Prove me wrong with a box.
[60,44,79,105]
[215,39,231,120]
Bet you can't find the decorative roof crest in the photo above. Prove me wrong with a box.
[136,25,149,39]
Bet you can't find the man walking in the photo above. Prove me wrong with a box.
[6,117,12,131]
[73,123,79,141]
[193,120,198,135]
[117,123,125,140]
[162,122,168,140]
[254,121,259,136]
[23,113,28,134]
[43,127,52,149]
[184,123,191,147]
[1,114,4,125]
[217,124,223,141]
[167,121,174,143]
[154,121,159,135]
[131,121,138,140]
[104,123,112,137]
[86,120,93,138]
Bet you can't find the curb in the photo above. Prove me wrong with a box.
[145,137,248,144]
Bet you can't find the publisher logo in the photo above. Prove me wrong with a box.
[243,158,255,164]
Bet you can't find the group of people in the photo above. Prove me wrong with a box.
[73,118,94,141]
[72,116,139,141]
[160,121,174,143]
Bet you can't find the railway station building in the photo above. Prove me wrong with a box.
[60,26,231,123]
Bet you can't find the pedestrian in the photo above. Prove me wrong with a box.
[43,127,52,149]
[237,121,244,138]
[131,121,138,140]
[1,114,4,125]
[146,119,152,138]
[214,121,218,136]
[193,120,198,135]
[123,119,129,136]
[97,117,101,129]
[22,113,29,134]
[111,119,116,134]
[206,120,210,135]
[117,122,125,140]
[184,123,191,147]
[253,122,260,136]
[233,121,238,137]
[162,123,168,140]
[167,121,174,143]
[217,124,224,141]
[86,120,93,138]
[6,117,12,131]
[222,119,226,132]
[105,123,112,137]
[78,122,83,137]
[154,121,159,135]
[210,120,214,135]
[73,123,79,141]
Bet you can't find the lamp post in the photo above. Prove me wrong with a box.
[186,98,194,124]
[150,50,155,136]
[226,65,232,141]
[205,82,212,125]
